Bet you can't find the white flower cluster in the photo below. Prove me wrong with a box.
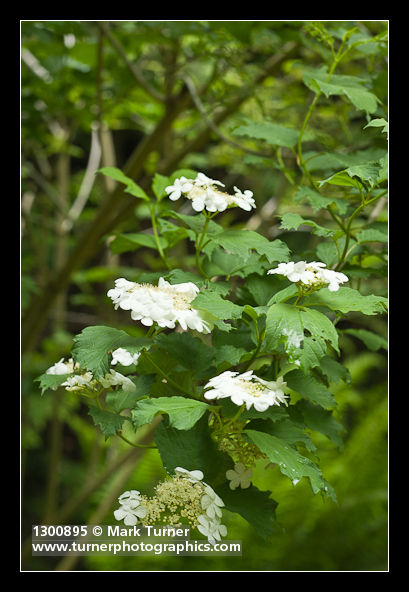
[45,358,136,393]
[204,370,288,412]
[165,172,256,213]
[107,277,211,333]
[114,468,227,545]
[175,468,227,545]
[113,490,147,526]
[268,261,348,292]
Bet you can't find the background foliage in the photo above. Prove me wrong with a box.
[21,20,388,571]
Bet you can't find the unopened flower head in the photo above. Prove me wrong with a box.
[165,172,256,214]
[107,276,212,334]
[267,260,348,292]
[204,370,288,412]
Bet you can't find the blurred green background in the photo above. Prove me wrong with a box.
[21,20,388,571]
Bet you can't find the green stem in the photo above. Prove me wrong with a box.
[117,433,157,449]
[194,213,213,278]
[150,203,171,270]
[222,403,247,431]
[336,201,367,269]
[297,43,347,186]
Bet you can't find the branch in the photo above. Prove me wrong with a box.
[183,74,275,159]
[21,85,192,354]
[160,41,298,172]
[98,21,165,103]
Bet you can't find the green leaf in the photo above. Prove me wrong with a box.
[315,242,339,267]
[295,186,349,215]
[34,372,70,395]
[302,287,388,315]
[285,369,336,409]
[192,290,244,331]
[72,326,151,378]
[279,213,335,238]
[109,232,167,254]
[355,228,388,244]
[249,417,316,453]
[267,284,298,305]
[318,171,363,190]
[244,274,289,307]
[341,328,388,351]
[106,374,155,413]
[345,163,382,188]
[298,336,327,372]
[214,483,278,540]
[319,356,351,384]
[169,211,223,239]
[205,229,290,264]
[213,344,248,370]
[153,332,215,379]
[364,118,388,135]
[154,415,232,483]
[98,167,149,201]
[131,396,210,431]
[88,407,125,440]
[303,69,379,114]
[245,429,326,494]
[265,303,303,351]
[265,303,339,370]
[295,400,344,449]
[301,307,339,354]
[152,173,170,201]
[157,219,190,249]
[232,120,299,148]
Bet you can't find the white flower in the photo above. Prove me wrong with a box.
[114,489,147,525]
[197,515,227,545]
[111,348,140,367]
[194,172,225,188]
[191,187,229,213]
[232,186,256,211]
[61,372,96,392]
[225,463,253,490]
[118,490,143,509]
[114,503,147,526]
[201,484,225,519]
[165,177,194,201]
[174,467,204,483]
[268,261,314,284]
[204,370,288,412]
[99,370,136,392]
[107,276,211,334]
[315,267,349,292]
[46,357,78,376]
[268,260,348,292]
[165,172,255,214]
